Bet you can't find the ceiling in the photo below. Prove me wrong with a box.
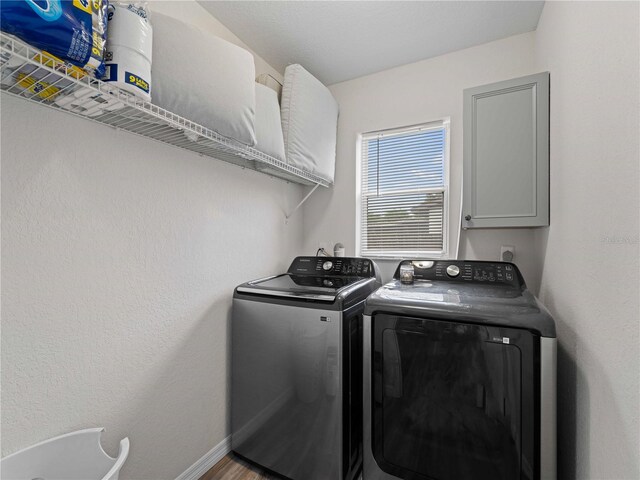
[198,1,545,85]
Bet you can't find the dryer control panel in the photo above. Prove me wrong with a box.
[288,256,377,277]
[394,260,522,287]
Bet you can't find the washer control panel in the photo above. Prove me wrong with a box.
[394,260,521,286]
[288,256,376,277]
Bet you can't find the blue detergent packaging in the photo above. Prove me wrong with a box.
[0,0,108,77]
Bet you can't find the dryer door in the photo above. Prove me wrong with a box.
[370,314,538,480]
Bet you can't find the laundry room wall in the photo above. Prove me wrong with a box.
[0,2,303,479]
[301,32,545,290]
[533,2,640,478]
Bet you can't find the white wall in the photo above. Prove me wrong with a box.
[0,3,303,479]
[534,2,640,478]
[301,32,546,289]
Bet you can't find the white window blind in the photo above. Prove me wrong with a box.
[358,121,449,258]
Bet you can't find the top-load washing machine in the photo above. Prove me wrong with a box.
[232,256,381,480]
[363,260,557,480]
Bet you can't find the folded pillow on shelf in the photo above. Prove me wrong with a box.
[151,13,256,147]
[254,83,286,162]
[280,64,339,183]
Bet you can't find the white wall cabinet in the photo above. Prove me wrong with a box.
[463,72,549,228]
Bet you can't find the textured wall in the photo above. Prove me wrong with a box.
[0,96,304,478]
[0,3,305,475]
[534,2,640,478]
[301,32,545,289]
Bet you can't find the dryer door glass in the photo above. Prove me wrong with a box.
[371,314,538,480]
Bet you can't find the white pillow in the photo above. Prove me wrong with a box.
[281,64,339,183]
[151,13,256,146]
[254,83,286,162]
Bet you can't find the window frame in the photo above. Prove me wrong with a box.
[355,119,451,260]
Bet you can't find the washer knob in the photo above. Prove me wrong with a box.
[323,261,333,271]
[446,265,460,277]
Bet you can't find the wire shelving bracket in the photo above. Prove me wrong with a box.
[285,183,321,222]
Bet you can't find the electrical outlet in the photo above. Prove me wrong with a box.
[500,245,515,262]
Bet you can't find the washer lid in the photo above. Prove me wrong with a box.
[236,273,368,302]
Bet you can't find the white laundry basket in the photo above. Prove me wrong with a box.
[0,428,129,480]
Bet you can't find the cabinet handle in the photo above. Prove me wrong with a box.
[464,215,472,221]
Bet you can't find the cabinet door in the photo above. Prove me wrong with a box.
[463,72,549,228]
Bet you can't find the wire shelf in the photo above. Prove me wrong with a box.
[0,33,331,188]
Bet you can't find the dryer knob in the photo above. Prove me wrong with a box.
[323,261,333,271]
[446,265,460,278]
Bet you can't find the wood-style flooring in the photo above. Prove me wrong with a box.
[199,454,279,480]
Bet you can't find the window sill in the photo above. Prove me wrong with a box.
[361,253,450,261]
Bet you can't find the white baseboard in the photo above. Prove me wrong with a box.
[175,435,231,480]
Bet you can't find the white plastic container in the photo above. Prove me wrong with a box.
[0,428,130,480]
[103,2,153,101]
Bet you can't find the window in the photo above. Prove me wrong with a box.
[357,120,449,258]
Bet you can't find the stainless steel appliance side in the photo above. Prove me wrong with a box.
[540,337,557,480]
[362,314,396,480]
[231,298,344,480]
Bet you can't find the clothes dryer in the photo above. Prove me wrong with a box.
[363,260,556,480]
